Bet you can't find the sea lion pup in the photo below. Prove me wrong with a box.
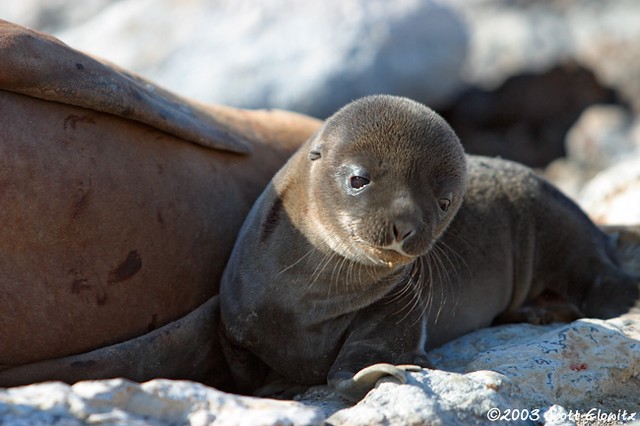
[219,95,639,401]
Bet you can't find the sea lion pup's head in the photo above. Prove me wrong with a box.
[305,95,467,268]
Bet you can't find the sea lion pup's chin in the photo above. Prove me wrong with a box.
[219,95,468,401]
[303,95,468,269]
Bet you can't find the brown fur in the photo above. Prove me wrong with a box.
[0,21,320,386]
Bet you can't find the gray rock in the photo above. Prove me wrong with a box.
[7,0,640,121]
[449,317,640,410]
[454,0,640,112]
[2,0,114,33]
[545,104,640,201]
[45,0,468,119]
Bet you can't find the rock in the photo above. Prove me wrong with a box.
[578,157,640,225]
[3,315,639,425]
[33,0,468,119]
[442,0,640,167]
[321,315,640,425]
[455,0,640,113]
[451,318,640,410]
[7,0,640,168]
[1,0,113,33]
[11,0,638,115]
[545,104,640,205]
[442,64,617,168]
[326,370,524,426]
[565,105,639,176]
[0,379,324,426]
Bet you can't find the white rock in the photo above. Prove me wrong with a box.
[565,105,639,173]
[545,105,640,202]
[0,379,324,426]
[579,157,640,225]
[2,315,639,425]
[461,318,640,408]
[319,315,640,425]
[327,369,523,426]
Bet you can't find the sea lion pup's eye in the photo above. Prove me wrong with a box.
[350,176,370,190]
[438,198,451,212]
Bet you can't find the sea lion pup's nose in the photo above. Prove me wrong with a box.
[391,220,417,244]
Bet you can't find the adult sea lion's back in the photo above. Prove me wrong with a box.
[0,20,321,384]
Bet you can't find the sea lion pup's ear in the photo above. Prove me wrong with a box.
[308,127,327,161]
[309,147,322,161]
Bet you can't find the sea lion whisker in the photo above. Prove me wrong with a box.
[436,238,470,276]
[441,230,476,258]
[305,250,338,292]
[278,249,315,276]
[396,258,425,326]
[432,242,462,316]
[328,250,346,298]
[393,261,427,325]
[420,252,437,325]
[334,239,358,292]
[385,266,415,307]
[399,262,431,328]
[440,242,463,299]
[429,247,449,324]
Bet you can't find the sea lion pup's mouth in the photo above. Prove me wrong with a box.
[350,237,428,268]
[370,248,416,268]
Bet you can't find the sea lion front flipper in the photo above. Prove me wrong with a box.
[332,363,422,402]
[0,19,251,154]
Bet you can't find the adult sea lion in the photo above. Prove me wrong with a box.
[0,20,320,386]
[219,95,639,401]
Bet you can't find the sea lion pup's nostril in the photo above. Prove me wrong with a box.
[392,221,416,244]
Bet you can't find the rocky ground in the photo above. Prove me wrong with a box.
[2,314,640,425]
[2,0,640,424]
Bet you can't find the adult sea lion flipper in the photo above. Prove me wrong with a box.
[0,19,250,153]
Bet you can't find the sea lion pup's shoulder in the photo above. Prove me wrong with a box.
[219,95,468,397]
